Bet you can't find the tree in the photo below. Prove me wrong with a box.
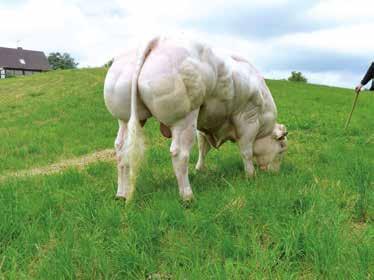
[48,52,78,70]
[288,71,307,83]
[103,58,114,68]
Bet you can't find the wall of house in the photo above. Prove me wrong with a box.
[5,69,23,77]
[1,68,41,78]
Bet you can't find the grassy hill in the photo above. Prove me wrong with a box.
[0,68,373,279]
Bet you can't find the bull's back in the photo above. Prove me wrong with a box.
[104,38,231,127]
[138,40,209,125]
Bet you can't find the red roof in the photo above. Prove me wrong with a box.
[0,47,50,71]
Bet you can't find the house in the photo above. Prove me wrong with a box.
[0,47,50,79]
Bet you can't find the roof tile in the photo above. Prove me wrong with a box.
[0,47,50,71]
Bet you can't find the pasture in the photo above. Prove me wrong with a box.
[0,68,373,279]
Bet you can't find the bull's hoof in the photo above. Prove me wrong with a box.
[183,193,194,201]
[115,194,127,201]
[180,195,195,208]
[195,163,205,171]
[180,190,194,203]
[245,169,256,178]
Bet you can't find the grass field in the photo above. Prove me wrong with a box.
[0,68,373,279]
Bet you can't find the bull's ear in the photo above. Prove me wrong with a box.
[277,131,288,141]
[273,124,288,140]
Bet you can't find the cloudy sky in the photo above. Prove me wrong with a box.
[1,0,373,88]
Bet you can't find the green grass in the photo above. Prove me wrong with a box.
[0,68,114,174]
[0,69,373,279]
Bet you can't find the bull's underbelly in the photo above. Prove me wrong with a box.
[198,119,237,148]
[197,100,237,148]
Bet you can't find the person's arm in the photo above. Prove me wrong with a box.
[356,62,374,93]
[361,62,374,86]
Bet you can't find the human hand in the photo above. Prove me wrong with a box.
[355,84,363,93]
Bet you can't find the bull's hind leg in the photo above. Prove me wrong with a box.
[170,110,199,201]
[115,120,131,199]
[195,131,211,171]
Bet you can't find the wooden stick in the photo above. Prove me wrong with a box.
[344,91,360,130]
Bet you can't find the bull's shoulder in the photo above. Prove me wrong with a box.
[228,57,277,124]
[178,57,207,109]
[207,55,235,102]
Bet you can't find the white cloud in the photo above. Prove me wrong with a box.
[265,70,363,89]
[309,0,374,23]
[275,23,374,57]
[116,0,289,22]
[0,0,373,88]
[0,0,129,66]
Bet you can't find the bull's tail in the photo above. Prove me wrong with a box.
[124,36,159,200]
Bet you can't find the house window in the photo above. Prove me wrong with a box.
[5,69,15,77]
[19,59,26,64]
[0,68,5,79]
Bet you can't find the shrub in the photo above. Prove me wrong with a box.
[103,59,114,68]
[48,52,78,70]
[288,71,307,83]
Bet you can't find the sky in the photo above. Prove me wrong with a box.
[1,0,373,88]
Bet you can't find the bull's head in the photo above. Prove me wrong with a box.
[253,123,288,172]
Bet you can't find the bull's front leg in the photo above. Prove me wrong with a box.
[238,140,255,177]
[170,110,199,201]
[195,131,211,171]
[234,117,260,177]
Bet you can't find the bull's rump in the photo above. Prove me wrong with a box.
[104,49,151,121]
[104,40,210,126]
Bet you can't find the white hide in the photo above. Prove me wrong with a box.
[104,36,288,201]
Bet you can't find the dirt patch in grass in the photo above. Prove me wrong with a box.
[0,149,115,181]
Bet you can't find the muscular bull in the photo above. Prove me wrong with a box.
[104,36,288,201]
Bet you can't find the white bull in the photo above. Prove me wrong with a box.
[104,36,288,201]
